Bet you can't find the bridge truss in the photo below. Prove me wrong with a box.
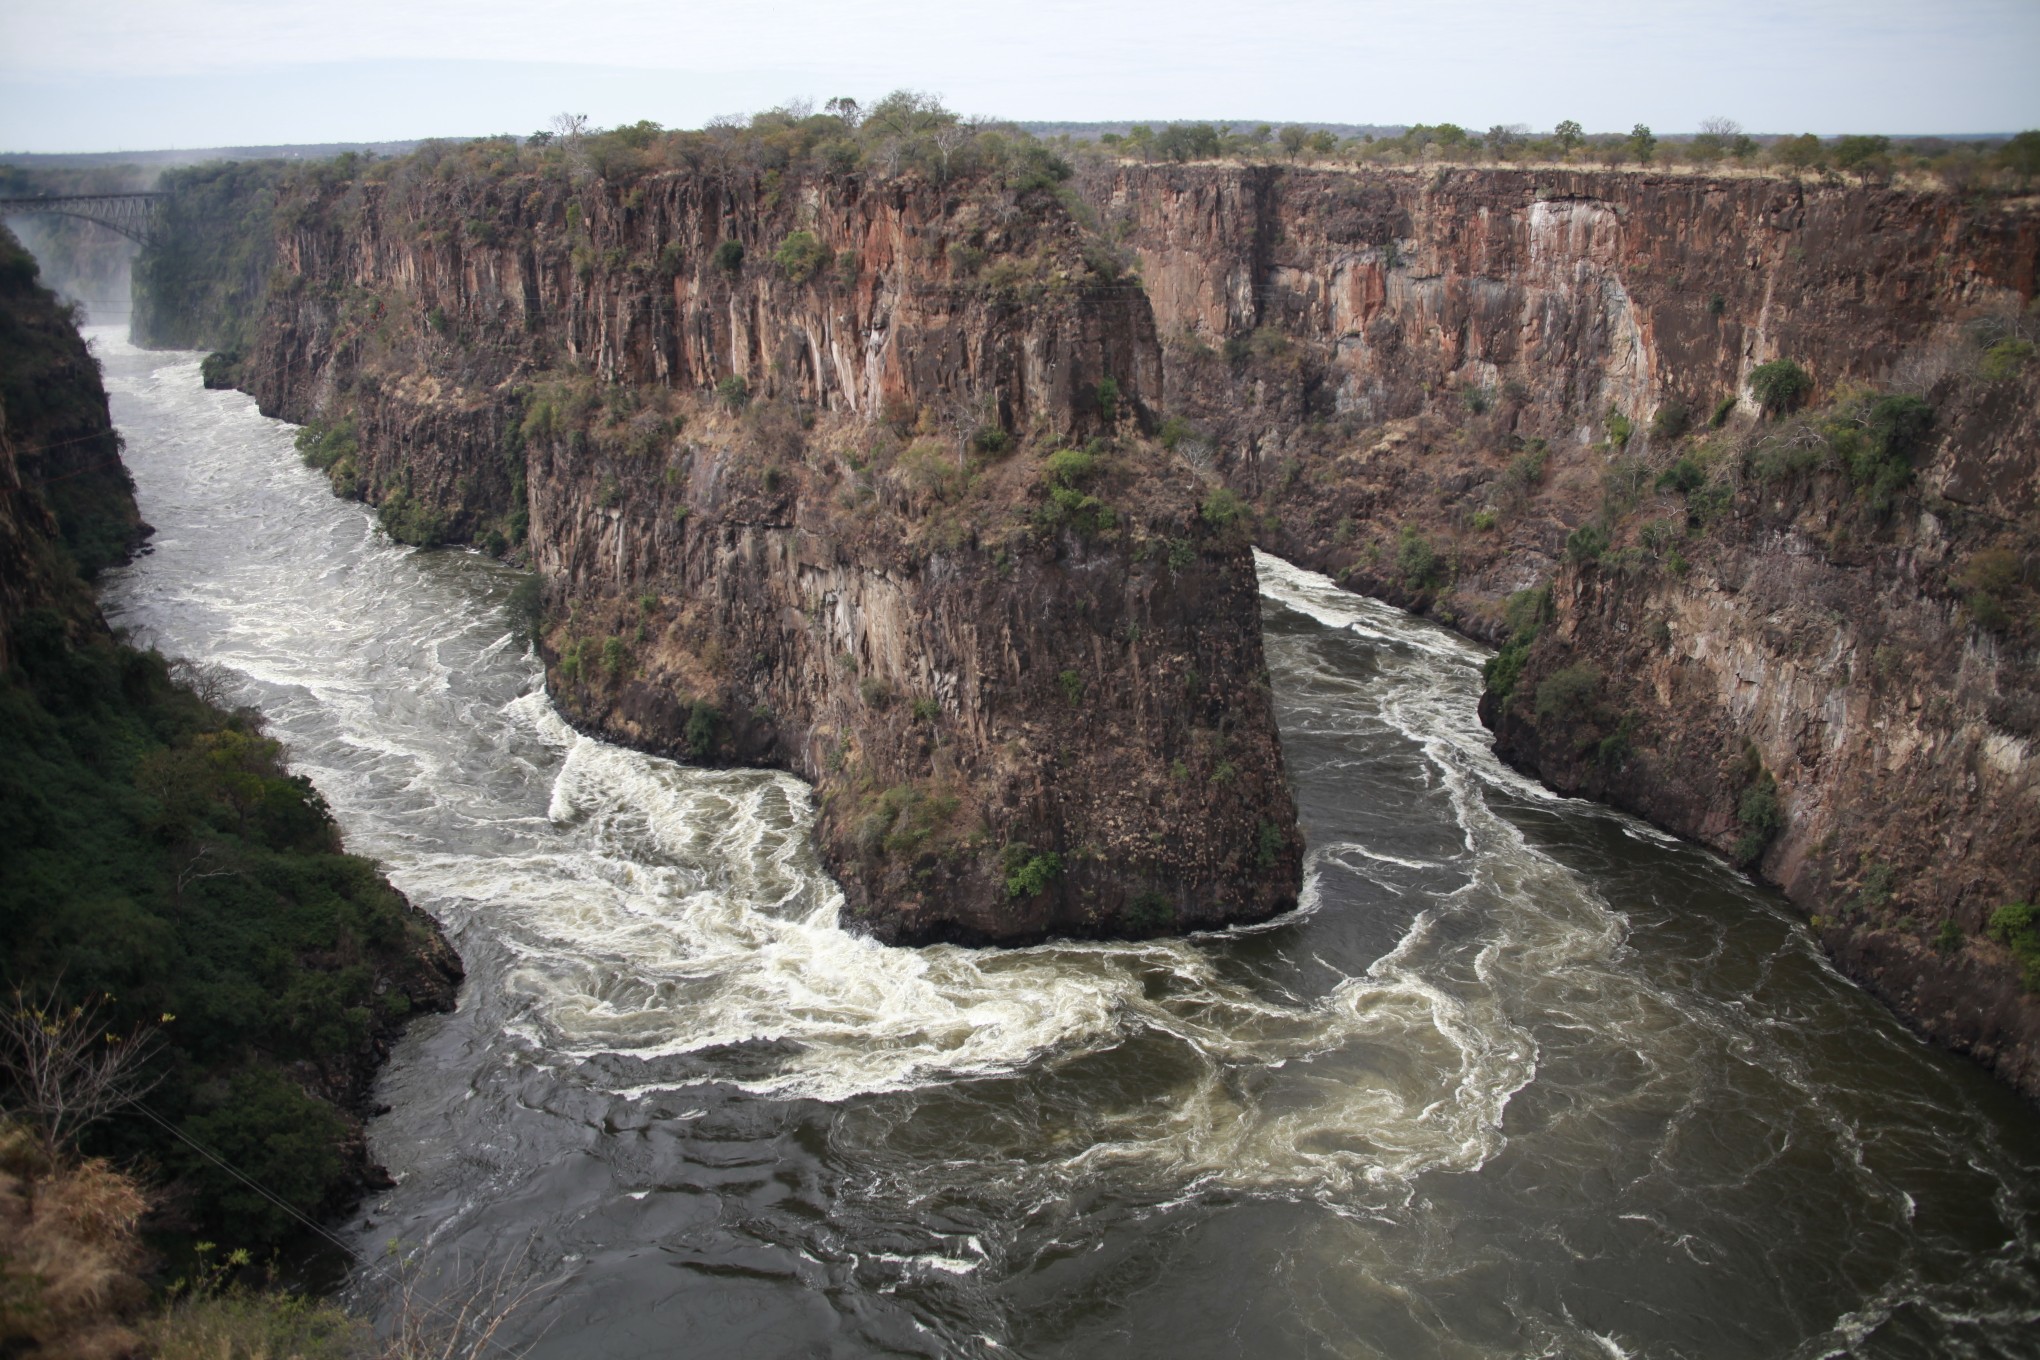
[0,193,167,246]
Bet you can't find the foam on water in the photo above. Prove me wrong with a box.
[90,329,2040,1357]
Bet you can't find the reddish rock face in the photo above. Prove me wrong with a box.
[230,164,1302,945]
[172,153,2040,1092]
[1080,162,2040,1099]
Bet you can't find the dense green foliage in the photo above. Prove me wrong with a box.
[1749,358,1812,417]
[1003,847,1064,899]
[131,161,289,353]
[1987,903,2040,992]
[1482,586,1552,706]
[0,615,441,1249]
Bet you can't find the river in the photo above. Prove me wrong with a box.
[95,332,2040,1359]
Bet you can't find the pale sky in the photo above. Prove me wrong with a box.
[3,0,2036,153]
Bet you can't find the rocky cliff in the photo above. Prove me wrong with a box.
[148,147,2039,1090]
[211,155,1302,943]
[0,222,462,1243]
[1080,162,2040,1095]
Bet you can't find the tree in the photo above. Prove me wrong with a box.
[1487,124,1525,161]
[1693,116,1740,165]
[824,96,861,128]
[1,986,162,1156]
[1279,125,1309,159]
[549,112,590,142]
[1833,134,1892,184]
[1554,120,1584,154]
[1773,133,1825,173]
[1156,122,1223,162]
[1749,358,1812,416]
[1628,123,1657,166]
[1999,130,2040,185]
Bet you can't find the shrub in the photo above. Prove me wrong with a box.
[1733,765,1783,866]
[376,488,448,548]
[716,374,750,409]
[772,230,829,283]
[1125,892,1174,932]
[1650,397,1692,442]
[505,573,543,640]
[200,351,239,388]
[1533,663,1599,724]
[293,418,357,472]
[1157,415,1195,450]
[1960,546,2023,632]
[1605,408,1634,447]
[684,700,723,756]
[1686,479,1734,528]
[1484,586,1553,707]
[1979,338,2035,383]
[1003,848,1063,899]
[1094,376,1120,424]
[1749,359,1812,417]
[1656,455,1707,495]
[1043,448,1098,488]
[1710,394,1739,427]
[1470,508,1498,531]
[712,240,745,272]
[969,425,1010,456]
[1396,524,1442,590]
[1057,669,1085,705]
[1935,919,1965,954]
[1200,486,1248,529]
[1987,902,2040,991]
[1565,522,1609,564]
[179,1068,347,1247]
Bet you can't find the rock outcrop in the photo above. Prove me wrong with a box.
[211,161,1303,943]
[142,149,2040,1093]
[1082,162,2040,1096]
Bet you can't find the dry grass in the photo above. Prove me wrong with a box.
[0,1121,151,1360]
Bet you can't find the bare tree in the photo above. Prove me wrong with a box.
[0,986,162,1156]
[933,122,972,182]
[169,656,236,707]
[548,112,590,143]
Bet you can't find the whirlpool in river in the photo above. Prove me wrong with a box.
[95,332,2040,1358]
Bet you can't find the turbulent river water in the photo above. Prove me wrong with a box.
[94,332,2040,1358]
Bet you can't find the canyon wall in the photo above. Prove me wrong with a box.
[216,162,1302,943]
[1082,163,2040,1095]
[146,151,2039,1091]
[1,223,460,1243]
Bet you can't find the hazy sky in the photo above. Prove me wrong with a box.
[4,0,2037,153]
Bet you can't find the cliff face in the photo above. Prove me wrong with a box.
[228,163,1302,943]
[0,225,143,666]
[159,152,2038,1088]
[0,223,462,1243]
[1080,163,2040,1095]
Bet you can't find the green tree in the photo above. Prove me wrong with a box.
[1748,358,1812,417]
[1833,134,1892,183]
[1772,133,1824,172]
[1279,125,1309,159]
[2000,130,2040,186]
[1628,124,1657,165]
[1554,120,1584,154]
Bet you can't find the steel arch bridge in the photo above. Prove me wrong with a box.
[0,193,167,246]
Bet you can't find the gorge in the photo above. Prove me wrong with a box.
[133,136,2040,1096]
